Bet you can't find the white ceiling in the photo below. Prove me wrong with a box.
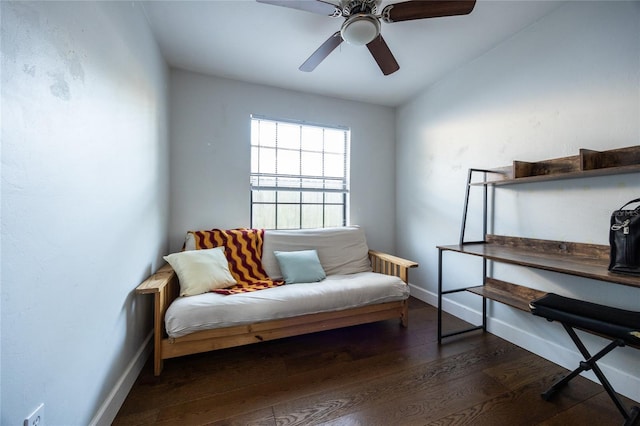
[141,0,564,107]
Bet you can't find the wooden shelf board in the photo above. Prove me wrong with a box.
[438,235,640,289]
[471,163,640,186]
[470,145,640,185]
[466,278,547,311]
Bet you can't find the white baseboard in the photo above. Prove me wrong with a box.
[408,283,436,306]
[409,283,481,325]
[408,284,640,402]
[89,331,153,426]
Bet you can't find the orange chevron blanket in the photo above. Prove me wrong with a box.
[188,228,285,295]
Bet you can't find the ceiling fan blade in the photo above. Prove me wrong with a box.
[256,0,341,17]
[382,0,476,23]
[366,35,399,75]
[299,32,343,72]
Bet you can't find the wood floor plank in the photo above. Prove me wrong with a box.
[149,331,502,424]
[140,323,485,422]
[115,354,287,416]
[539,391,639,425]
[112,409,159,426]
[425,374,605,425]
[113,298,639,426]
[266,338,525,425]
[483,351,568,391]
[291,370,509,426]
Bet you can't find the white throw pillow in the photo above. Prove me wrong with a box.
[164,247,237,296]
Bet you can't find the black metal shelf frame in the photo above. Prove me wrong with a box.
[437,168,505,343]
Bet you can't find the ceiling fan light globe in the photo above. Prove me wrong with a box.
[341,15,380,46]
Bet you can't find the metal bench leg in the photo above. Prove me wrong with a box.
[542,323,632,423]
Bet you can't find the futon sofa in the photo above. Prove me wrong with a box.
[136,226,418,375]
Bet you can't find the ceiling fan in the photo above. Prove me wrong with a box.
[256,0,476,75]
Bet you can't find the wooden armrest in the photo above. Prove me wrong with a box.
[135,263,175,294]
[135,262,180,376]
[368,250,419,269]
[368,250,418,284]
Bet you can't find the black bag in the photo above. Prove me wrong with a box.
[609,198,640,275]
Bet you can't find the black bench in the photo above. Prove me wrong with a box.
[530,293,640,426]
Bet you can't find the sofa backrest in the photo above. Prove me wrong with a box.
[262,226,372,279]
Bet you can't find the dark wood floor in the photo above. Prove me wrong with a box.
[114,298,638,425]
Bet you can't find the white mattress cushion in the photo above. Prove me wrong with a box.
[165,271,409,338]
[262,226,372,279]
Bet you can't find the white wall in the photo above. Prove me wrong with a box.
[397,1,640,401]
[1,2,169,425]
[169,70,397,254]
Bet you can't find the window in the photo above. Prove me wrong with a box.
[250,115,350,229]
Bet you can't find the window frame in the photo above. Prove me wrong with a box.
[250,115,350,229]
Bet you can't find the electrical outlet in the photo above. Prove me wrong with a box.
[24,403,44,426]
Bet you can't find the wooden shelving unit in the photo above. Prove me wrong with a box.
[472,145,640,186]
[438,234,640,342]
[437,145,640,342]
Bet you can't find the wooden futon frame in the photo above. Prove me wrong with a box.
[136,250,418,375]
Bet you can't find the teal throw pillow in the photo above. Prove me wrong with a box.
[274,249,326,284]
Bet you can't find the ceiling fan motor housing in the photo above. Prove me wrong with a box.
[340,0,381,45]
[341,0,379,16]
[341,14,380,45]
